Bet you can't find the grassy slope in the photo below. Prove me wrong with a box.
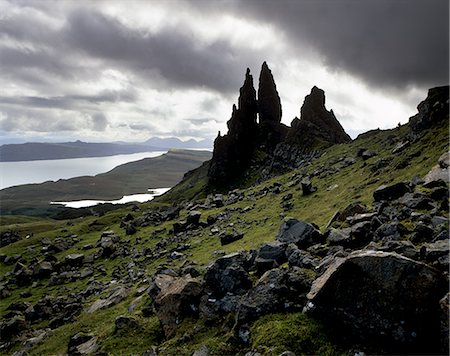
[0,119,447,355]
[0,150,211,215]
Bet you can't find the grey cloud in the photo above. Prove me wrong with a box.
[92,113,108,131]
[0,107,80,132]
[129,123,155,131]
[64,9,259,93]
[232,0,449,89]
[0,89,137,111]
[185,118,218,126]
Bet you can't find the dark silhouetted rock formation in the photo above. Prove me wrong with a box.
[287,86,351,148]
[409,85,449,132]
[208,69,259,186]
[258,62,282,126]
[208,64,351,187]
[258,62,288,152]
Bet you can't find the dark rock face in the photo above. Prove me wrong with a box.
[258,62,282,126]
[258,62,287,151]
[208,64,351,187]
[307,250,448,354]
[287,86,351,147]
[409,85,449,132]
[208,68,259,186]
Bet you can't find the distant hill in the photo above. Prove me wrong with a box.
[0,149,212,216]
[0,137,212,162]
[145,137,212,149]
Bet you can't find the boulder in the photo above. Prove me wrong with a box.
[300,178,317,195]
[186,211,202,225]
[68,333,98,355]
[424,152,449,185]
[219,229,244,245]
[0,231,21,247]
[64,254,84,267]
[373,182,411,201]
[276,219,323,248]
[307,250,448,354]
[154,276,203,337]
[204,252,252,297]
[257,242,286,264]
[115,315,138,331]
[87,286,128,313]
[0,316,27,341]
[237,267,312,323]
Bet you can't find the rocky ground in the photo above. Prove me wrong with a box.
[0,84,448,354]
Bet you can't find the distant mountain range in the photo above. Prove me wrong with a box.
[0,137,213,162]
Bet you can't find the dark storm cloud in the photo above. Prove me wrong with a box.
[0,89,137,110]
[232,0,449,89]
[63,8,257,93]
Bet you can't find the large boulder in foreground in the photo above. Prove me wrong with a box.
[306,250,447,354]
[154,276,203,337]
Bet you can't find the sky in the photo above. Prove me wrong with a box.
[0,0,448,144]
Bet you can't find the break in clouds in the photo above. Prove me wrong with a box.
[0,0,448,143]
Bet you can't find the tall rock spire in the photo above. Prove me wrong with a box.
[208,68,259,186]
[258,61,282,125]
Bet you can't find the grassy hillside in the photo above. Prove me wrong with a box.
[0,149,211,216]
[0,117,447,355]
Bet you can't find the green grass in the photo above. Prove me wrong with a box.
[0,118,447,355]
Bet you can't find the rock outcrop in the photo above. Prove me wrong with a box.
[208,68,259,186]
[287,86,351,147]
[208,63,351,187]
[409,85,449,132]
[307,250,447,354]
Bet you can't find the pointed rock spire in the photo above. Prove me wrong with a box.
[258,61,282,125]
[299,86,351,144]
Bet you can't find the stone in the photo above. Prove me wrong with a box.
[154,276,203,337]
[392,141,410,154]
[68,333,98,355]
[0,231,21,247]
[187,211,202,225]
[300,178,317,195]
[204,252,252,297]
[64,254,84,267]
[424,153,449,184]
[0,316,27,341]
[326,228,351,246]
[87,286,128,313]
[307,250,448,354]
[33,261,54,279]
[375,222,408,241]
[276,219,323,248]
[219,229,244,245]
[193,345,210,356]
[257,242,286,264]
[237,267,312,323]
[373,182,411,201]
[115,315,138,330]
